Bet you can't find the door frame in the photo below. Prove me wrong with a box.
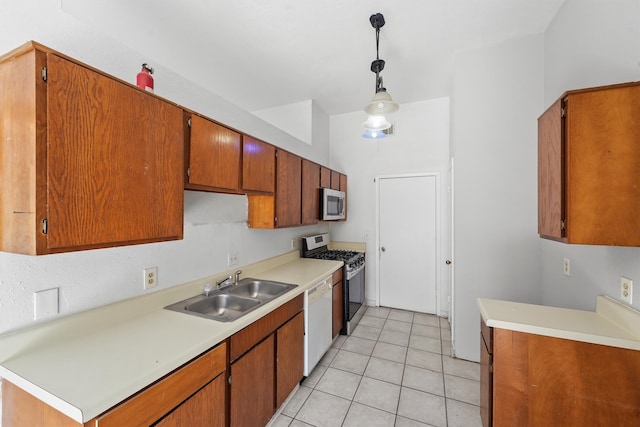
[374,172,442,316]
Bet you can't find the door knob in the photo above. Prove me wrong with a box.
[445,260,452,265]
[381,247,386,252]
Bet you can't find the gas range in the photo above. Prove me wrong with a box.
[301,235,364,279]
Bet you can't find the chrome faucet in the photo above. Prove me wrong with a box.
[234,270,242,285]
[216,275,233,289]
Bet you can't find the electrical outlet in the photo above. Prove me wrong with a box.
[291,239,297,250]
[621,277,633,304]
[143,267,158,290]
[228,252,238,267]
[563,258,570,276]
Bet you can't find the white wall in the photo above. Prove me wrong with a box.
[540,0,640,311]
[253,100,314,145]
[329,98,451,316]
[451,34,544,361]
[0,3,331,334]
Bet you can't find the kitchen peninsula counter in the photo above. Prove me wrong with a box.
[477,295,640,350]
[0,251,342,423]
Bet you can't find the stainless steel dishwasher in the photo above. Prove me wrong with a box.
[304,275,333,376]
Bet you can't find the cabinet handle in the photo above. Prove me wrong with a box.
[445,260,452,265]
[381,247,386,252]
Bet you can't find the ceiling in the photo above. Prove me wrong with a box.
[63,0,564,115]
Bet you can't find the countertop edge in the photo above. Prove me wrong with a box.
[477,297,640,351]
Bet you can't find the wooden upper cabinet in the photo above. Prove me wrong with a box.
[301,159,320,225]
[275,150,302,227]
[330,170,341,190]
[247,150,302,228]
[0,42,184,254]
[538,82,640,246]
[320,166,331,188]
[243,136,275,193]
[186,114,241,193]
[538,99,563,241]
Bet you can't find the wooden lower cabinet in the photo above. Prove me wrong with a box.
[480,320,493,427]
[276,311,305,408]
[155,374,226,427]
[230,335,275,427]
[228,294,304,425]
[481,320,640,426]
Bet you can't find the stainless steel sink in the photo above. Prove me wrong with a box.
[187,294,260,318]
[164,278,297,322]
[227,279,296,299]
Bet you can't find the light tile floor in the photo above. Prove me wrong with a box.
[270,306,482,427]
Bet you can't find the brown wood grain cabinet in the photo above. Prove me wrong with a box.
[229,295,304,425]
[0,41,184,255]
[242,136,276,193]
[276,311,305,408]
[481,319,640,426]
[185,114,242,193]
[538,82,640,246]
[330,170,341,190]
[320,166,331,188]
[301,159,320,225]
[230,334,275,427]
[248,149,302,228]
[332,268,344,337]
[1,343,227,427]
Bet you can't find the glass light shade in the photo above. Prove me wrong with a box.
[361,128,387,139]
[362,114,391,131]
[364,90,399,115]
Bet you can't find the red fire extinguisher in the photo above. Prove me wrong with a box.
[136,63,154,92]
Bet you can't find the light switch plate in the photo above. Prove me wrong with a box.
[34,288,59,320]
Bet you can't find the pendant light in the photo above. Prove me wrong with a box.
[362,12,398,138]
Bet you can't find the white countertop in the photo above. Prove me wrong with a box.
[0,251,342,423]
[477,295,640,350]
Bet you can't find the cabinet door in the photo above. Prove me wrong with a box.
[537,99,564,241]
[230,335,275,427]
[243,136,276,193]
[187,114,241,192]
[155,374,226,427]
[46,54,184,252]
[276,312,304,408]
[320,166,331,188]
[301,159,320,225]
[564,86,640,245]
[480,322,493,427]
[330,170,341,190]
[275,150,302,227]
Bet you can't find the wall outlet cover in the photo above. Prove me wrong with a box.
[621,276,633,304]
[563,258,570,276]
[144,267,158,290]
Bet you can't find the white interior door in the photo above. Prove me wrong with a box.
[378,174,438,314]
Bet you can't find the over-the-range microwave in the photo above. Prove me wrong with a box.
[321,188,345,220]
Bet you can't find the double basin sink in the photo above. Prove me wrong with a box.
[165,278,297,322]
